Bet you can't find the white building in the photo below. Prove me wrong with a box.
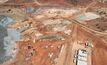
[76,49,88,65]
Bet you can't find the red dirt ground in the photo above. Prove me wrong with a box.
[76,24,107,65]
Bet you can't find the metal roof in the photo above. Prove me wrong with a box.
[0,15,13,27]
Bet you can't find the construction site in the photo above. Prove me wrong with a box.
[0,0,107,65]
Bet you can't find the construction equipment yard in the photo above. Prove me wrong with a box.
[0,0,107,65]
